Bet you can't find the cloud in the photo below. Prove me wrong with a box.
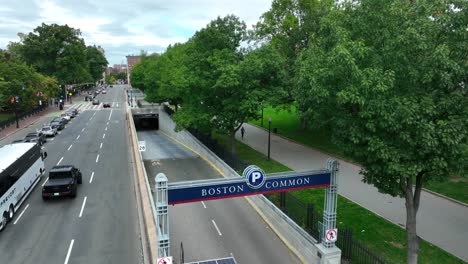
[0,0,272,65]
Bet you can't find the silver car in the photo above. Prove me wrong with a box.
[41,125,57,137]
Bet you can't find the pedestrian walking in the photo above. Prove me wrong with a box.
[241,126,245,139]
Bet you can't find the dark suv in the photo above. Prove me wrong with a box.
[42,165,82,200]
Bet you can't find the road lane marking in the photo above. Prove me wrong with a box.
[107,121,109,125]
[116,103,119,107]
[100,142,103,149]
[108,109,113,120]
[42,177,49,187]
[76,135,80,140]
[64,239,75,264]
[51,138,54,141]
[57,157,64,165]
[78,196,87,218]
[105,127,107,131]
[89,172,94,183]
[102,133,105,139]
[96,154,99,163]
[13,204,29,225]
[67,144,73,151]
[201,201,207,209]
[212,220,222,236]
[81,128,85,132]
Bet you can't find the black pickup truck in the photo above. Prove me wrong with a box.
[42,165,82,200]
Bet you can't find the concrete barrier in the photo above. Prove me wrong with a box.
[126,109,159,263]
[158,107,320,263]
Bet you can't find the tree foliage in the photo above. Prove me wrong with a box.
[295,0,467,262]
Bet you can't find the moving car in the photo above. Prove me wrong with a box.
[23,132,46,146]
[41,125,57,137]
[42,165,82,200]
[50,120,65,131]
[92,99,100,105]
[103,102,111,108]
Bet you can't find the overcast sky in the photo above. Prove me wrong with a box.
[0,0,272,65]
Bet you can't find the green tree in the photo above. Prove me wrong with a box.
[16,23,90,85]
[296,0,467,263]
[86,45,108,82]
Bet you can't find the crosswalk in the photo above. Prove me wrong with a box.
[67,101,120,111]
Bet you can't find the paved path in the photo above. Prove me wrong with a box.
[236,123,468,262]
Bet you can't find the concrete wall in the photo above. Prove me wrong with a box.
[158,107,320,263]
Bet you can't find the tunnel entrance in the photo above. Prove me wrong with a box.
[132,109,159,130]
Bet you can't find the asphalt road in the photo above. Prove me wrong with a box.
[0,85,142,264]
[140,131,301,264]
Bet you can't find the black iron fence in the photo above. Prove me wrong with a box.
[162,105,387,264]
[0,105,48,131]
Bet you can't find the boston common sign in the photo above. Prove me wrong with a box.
[167,165,331,205]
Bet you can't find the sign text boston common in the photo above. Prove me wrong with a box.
[167,165,331,205]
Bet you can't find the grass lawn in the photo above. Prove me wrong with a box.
[0,113,14,122]
[214,133,464,264]
[250,105,468,205]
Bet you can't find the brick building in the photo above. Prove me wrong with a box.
[126,55,141,85]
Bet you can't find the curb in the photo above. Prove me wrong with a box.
[247,123,468,208]
[422,188,468,207]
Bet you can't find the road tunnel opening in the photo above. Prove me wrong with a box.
[133,113,159,130]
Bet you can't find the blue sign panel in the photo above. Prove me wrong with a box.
[168,170,331,205]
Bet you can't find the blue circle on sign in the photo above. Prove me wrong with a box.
[243,165,266,189]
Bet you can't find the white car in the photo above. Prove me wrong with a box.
[41,126,57,137]
[60,113,71,121]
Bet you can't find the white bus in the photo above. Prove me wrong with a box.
[0,142,47,231]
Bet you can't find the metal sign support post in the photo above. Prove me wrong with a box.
[155,173,170,258]
[317,159,341,263]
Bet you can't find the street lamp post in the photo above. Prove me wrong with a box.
[261,101,264,127]
[268,117,272,160]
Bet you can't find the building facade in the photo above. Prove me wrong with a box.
[126,55,141,86]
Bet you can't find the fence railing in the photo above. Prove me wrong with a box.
[161,104,387,264]
[0,105,48,131]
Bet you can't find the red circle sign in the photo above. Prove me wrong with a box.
[325,229,338,242]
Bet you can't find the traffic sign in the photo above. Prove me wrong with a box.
[138,141,146,152]
[325,228,338,242]
[157,256,172,264]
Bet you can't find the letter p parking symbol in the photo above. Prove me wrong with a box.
[243,165,266,189]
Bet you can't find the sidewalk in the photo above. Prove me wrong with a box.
[0,96,85,141]
[236,123,468,262]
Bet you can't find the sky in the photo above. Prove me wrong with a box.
[0,0,272,65]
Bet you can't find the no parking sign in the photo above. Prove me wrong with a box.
[157,256,173,264]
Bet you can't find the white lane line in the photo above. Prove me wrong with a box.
[93,112,96,117]
[102,133,105,139]
[42,177,49,187]
[76,135,80,140]
[116,103,119,107]
[57,157,64,165]
[201,201,207,209]
[51,138,55,141]
[96,154,100,163]
[78,196,87,218]
[81,128,85,132]
[64,239,75,264]
[100,142,103,149]
[89,172,95,183]
[67,144,73,151]
[212,220,222,236]
[13,204,29,225]
[108,109,113,120]
[105,127,107,131]
[106,121,109,125]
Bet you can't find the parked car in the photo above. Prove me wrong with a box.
[65,110,76,118]
[103,102,111,108]
[11,139,25,144]
[52,117,68,125]
[60,113,71,121]
[41,125,57,137]
[92,99,100,105]
[42,165,82,200]
[101,90,107,94]
[69,108,79,115]
[24,132,46,146]
[50,120,65,131]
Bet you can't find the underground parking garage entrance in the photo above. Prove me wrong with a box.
[132,108,159,130]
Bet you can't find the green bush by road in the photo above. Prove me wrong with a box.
[250,105,468,204]
[214,133,464,264]
[0,113,14,122]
